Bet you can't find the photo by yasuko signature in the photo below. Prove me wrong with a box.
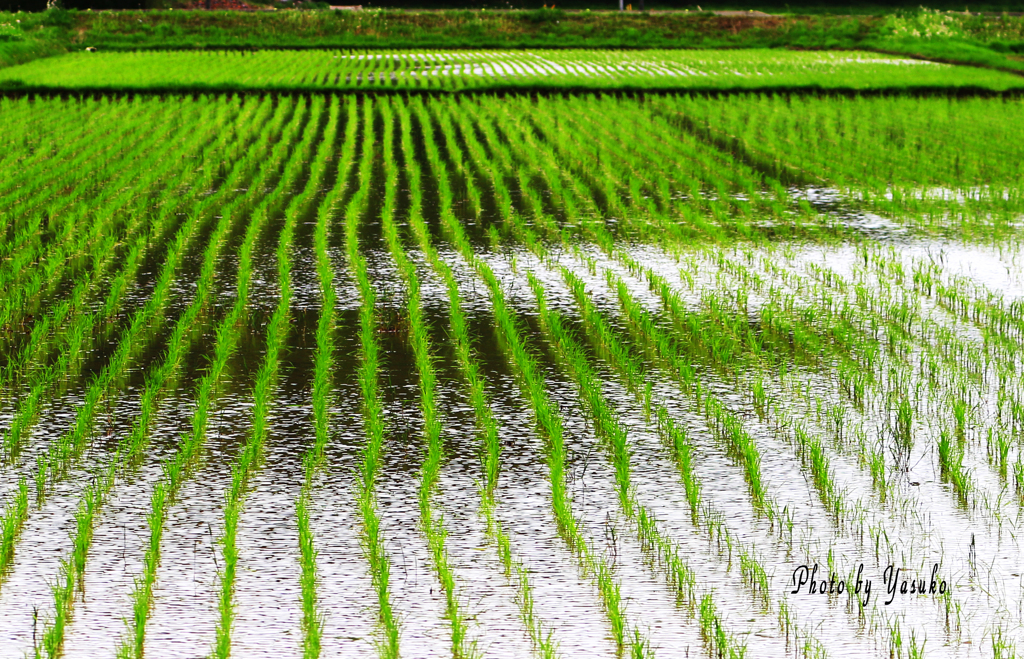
[791,563,949,608]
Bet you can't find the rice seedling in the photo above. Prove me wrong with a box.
[937,429,972,507]
[382,97,477,659]
[5,82,1024,659]
[344,97,400,659]
[294,97,358,659]
[112,96,312,659]
[0,97,271,592]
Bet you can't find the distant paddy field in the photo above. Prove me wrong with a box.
[1,48,1023,93]
[2,51,1024,659]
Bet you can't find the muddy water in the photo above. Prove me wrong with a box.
[587,240,1024,655]
[61,393,195,659]
[0,387,143,655]
[6,214,1024,657]
[487,249,869,656]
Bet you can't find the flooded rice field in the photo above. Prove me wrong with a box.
[2,89,1024,659]
[2,48,1024,92]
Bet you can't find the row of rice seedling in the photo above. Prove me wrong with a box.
[0,98,271,592]
[0,100,234,462]
[450,91,980,652]
[295,97,359,659]
[113,96,314,659]
[4,49,1023,93]
[406,96,560,659]
[213,94,331,659]
[343,97,401,659]
[24,96,300,659]
[383,97,478,658]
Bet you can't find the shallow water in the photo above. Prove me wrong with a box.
[6,93,1024,659]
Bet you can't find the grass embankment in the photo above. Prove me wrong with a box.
[0,10,68,67]
[2,7,1023,75]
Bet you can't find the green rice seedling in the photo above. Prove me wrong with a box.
[869,447,888,503]
[1014,459,1024,501]
[409,97,561,658]
[385,97,477,659]
[343,97,399,659]
[36,95,292,652]
[952,397,970,444]
[794,425,844,521]
[887,616,905,659]
[739,550,770,611]
[992,626,1016,659]
[986,429,1011,480]
[657,410,702,521]
[112,96,311,659]
[214,95,328,659]
[941,586,962,636]
[629,626,654,659]
[293,98,358,659]
[908,630,926,659]
[0,478,27,576]
[698,593,746,659]
[751,378,768,421]
[938,429,971,507]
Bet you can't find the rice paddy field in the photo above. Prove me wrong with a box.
[2,49,1024,92]
[2,49,1024,659]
